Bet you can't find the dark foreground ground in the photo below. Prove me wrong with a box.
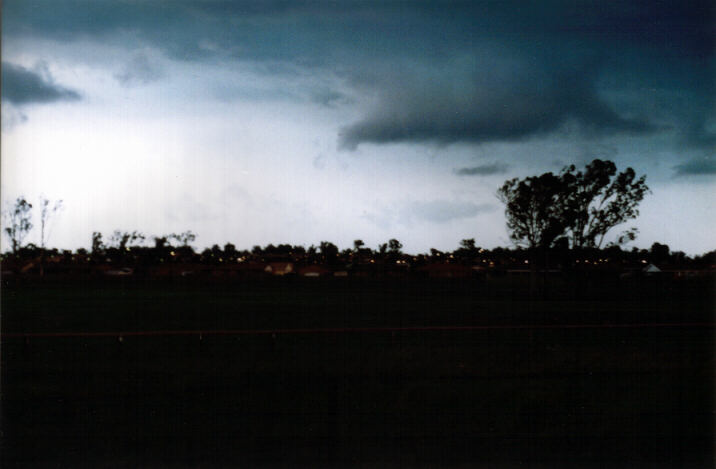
[1,276,714,468]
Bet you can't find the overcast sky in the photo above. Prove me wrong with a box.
[2,1,714,254]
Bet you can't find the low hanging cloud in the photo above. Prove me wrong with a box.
[1,102,28,130]
[362,199,495,230]
[673,157,716,177]
[114,53,164,87]
[454,162,509,176]
[1,62,80,105]
[682,119,716,150]
[404,200,495,224]
[339,60,656,150]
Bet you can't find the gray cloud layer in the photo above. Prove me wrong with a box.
[405,200,494,224]
[114,54,164,87]
[455,163,509,176]
[363,199,494,229]
[5,1,713,59]
[4,0,713,151]
[673,157,716,176]
[339,59,656,149]
[2,62,80,105]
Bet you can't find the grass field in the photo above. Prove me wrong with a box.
[2,277,714,467]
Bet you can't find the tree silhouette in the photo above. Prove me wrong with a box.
[108,230,145,250]
[650,242,670,265]
[319,241,338,264]
[3,197,33,254]
[91,232,104,257]
[39,196,63,249]
[497,172,565,249]
[388,239,402,254]
[560,160,649,249]
[430,248,444,260]
[224,243,237,261]
[498,160,649,249]
[455,238,480,263]
[154,236,169,250]
[171,231,196,247]
[460,238,476,251]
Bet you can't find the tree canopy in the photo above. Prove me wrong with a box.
[497,159,649,249]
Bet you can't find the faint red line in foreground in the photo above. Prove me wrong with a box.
[1,322,713,339]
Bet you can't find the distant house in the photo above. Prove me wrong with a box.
[265,262,294,276]
[20,259,39,274]
[642,263,661,275]
[385,260,411,277]
[619,263,662,280]
[224,261,267,279]
[173,263,212,277]
[664,268,710,279]
[105,267,134,276]
[298,264,331,277]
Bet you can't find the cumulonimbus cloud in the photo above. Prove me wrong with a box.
[2,62,80,105]
[3,0,710,155]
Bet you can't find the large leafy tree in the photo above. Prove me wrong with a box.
[560,160,649,249]
[497,172,566,249]
[497,160,649,249]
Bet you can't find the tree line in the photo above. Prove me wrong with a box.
[2,160,714,269]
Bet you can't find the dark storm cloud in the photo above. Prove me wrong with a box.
[673,157,716,176]
[339,60,656,149]
[6,1,713,61]
[678,82,716,150]
[1,62,80,105]
[455,163,509,177]
[4,0,713,149]
[683,123,716,150]
[506,1,714,58]
[310,88,348,107]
